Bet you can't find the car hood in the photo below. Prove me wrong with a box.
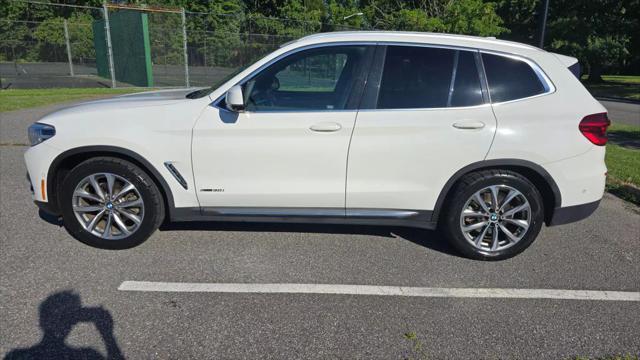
[40,88,205,119]
[117,88,204,100]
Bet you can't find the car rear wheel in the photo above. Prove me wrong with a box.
[60,157,164,249]
[441,169,544,260]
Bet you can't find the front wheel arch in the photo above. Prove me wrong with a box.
[432,159,561,226]
[47,146,175,220]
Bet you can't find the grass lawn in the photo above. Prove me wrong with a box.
[606,123,640,204]
[0,88,144,112]
[582,75,640,101]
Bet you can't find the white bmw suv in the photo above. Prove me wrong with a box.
[25,32,609,260]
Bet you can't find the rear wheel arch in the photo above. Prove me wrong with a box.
[47,146,175,219]
[432,159,561,226]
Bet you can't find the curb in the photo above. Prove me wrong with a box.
[596,96,640,105]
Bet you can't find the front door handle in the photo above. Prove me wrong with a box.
[452,121,486,130]
[310,122,342,132]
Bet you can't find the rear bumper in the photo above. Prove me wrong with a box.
[548,199,600,226]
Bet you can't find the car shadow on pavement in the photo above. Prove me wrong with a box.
[38,209,62,226]
[608,130,640,149]
[3,291,124,360]
[161,221,459,257]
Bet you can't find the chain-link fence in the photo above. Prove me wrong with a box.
[0,1,359,89]
[0,2,108,88]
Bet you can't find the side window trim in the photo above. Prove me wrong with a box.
[211,41,555,110]
[213,42,375,113]
[359,45,387,110]
[474,51,491,104]
[480,50,556,104]
[446,50,460,107]
[344,45,377,110]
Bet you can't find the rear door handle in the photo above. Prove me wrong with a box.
[453,121,485,130]
[310,122,342,132]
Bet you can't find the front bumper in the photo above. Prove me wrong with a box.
[25,142,61,203]
[26,172,34,196]
[28,171,60,216]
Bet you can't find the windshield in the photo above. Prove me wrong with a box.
[186,65,249,99]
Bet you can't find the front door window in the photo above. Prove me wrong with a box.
[243,45,369,111]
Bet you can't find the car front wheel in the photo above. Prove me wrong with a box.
[442,169,544,260]
[60,157,164,249]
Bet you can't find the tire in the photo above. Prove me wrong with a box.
[441,169,544,261]
[59,157,165,249]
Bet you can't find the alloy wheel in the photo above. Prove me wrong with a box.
[459,185,531,252]
[72,173,144,240]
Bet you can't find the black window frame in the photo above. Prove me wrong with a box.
[361,44,490,110]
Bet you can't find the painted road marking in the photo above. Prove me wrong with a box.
[118,282,640,302]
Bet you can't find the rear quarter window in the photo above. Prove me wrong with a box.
[482,53,548,103]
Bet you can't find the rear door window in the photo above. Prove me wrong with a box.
[376,46,484,109]
[482,53,548,102]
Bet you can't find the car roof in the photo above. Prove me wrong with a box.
[290,31,545,57]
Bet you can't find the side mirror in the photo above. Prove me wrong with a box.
[225,85,245,112]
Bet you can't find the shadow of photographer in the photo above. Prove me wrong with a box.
[5,291,124,360]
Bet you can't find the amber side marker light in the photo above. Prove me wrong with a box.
[41,179,46,201]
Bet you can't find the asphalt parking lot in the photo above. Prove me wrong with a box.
[1,101,639,358]
[600,100,640,127]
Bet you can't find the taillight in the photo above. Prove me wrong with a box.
[579,113,610,146]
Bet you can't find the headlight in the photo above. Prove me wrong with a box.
[28,123,56,146]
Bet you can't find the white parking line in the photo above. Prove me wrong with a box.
[118,281,640,302]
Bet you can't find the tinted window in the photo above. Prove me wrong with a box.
[451,50,484,107]
[244,46,368,111]
[568,62,581,79]
[482,53,547,102]
[377,46,483,109]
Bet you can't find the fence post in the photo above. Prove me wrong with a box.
[181,8,190,88]
[103,2,117,88]
[63,20,75,77]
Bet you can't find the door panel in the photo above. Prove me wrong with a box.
[346,45,496,212]
[192,45,372,209]
[346,106,496,211]
[192,108,356,208]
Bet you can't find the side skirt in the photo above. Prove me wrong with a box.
[170,207,436,229]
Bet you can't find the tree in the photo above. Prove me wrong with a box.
[545,0,636,81]
[33,13,95,63]
[7,0,636,79]
[361,0,505,36]
[443,0,505,36]
[493,0,539,44]
[0,0,56,62]
[495,0,639,78]
[324,0,367,31]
